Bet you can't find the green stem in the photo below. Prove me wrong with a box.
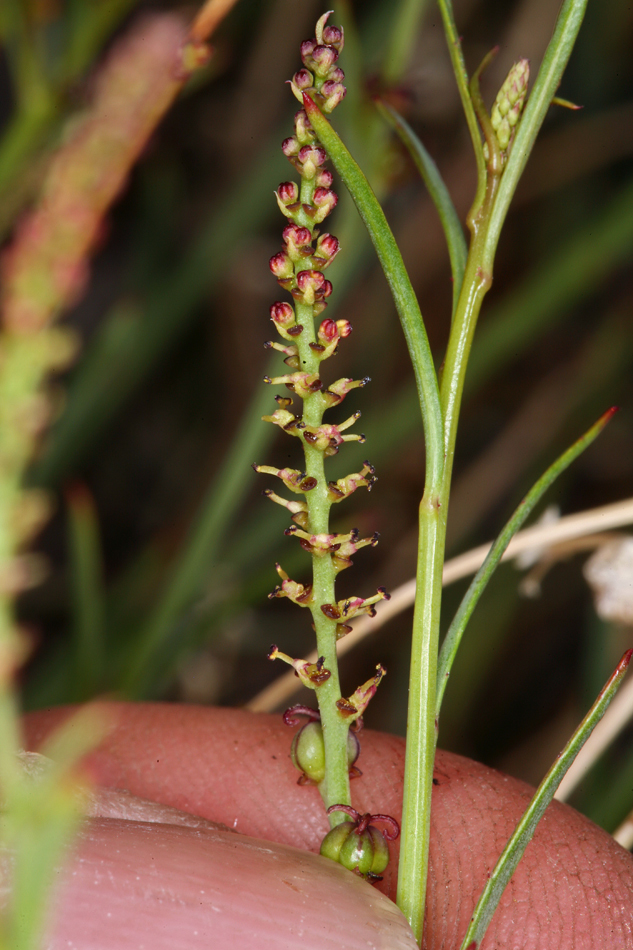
[293,302,351,823]
[436,0,486,196]
[302,93,445,942]
[395,138,500,949]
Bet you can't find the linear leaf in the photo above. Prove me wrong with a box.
[459,648,632,950]
[375,98,467,311]
[437,407,617,714]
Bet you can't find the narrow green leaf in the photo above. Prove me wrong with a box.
[66,483,106,701]
[436,0,485,193]
[381,0,430,85]
[120,379,274,697]
[436,407,617,714]
[459,647,633,950]
[375,98,467,312]
[302,92,444,491]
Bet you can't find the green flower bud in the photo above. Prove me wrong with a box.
[490,58,529,152]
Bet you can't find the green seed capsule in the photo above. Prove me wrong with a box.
[291,721,325,783]
[319,821,352,862]
[320,821,389,877]
[320,806,399,880]
[290,721,360,784]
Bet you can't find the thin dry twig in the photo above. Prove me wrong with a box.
[247,496,633,713]
[191,0,240,43]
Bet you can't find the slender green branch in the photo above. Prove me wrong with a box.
[459,649,633,950]
[436,407,617,715]
[436,0,486,195]
[374,99,467,311]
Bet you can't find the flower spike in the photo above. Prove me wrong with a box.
[261,15,390,849]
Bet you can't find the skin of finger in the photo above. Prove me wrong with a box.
[24,703,633,949]
[43,817,418,950]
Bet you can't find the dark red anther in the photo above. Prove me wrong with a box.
[297,269,325,292]
[321,603,341,620]
[269,252,293,279]
[283,224,312,247]
[336,698,357,716]
[318,318,338,343]
[298,145,327,167]
[311,44,338,77]
[300,38,317,63]
[313,188,338,213]
[316,233,340,259]
[277,181,299,204]
[293,68,314,90]
[299,476,317,491]
[322,25,344,50]
[287,324,304,337]
[281,136,300,157]
[309,342,326,353]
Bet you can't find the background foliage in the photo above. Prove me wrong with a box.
[2,0,633,839]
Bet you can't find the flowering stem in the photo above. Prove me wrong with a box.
[293,301,351,818]
[261,16,392,831]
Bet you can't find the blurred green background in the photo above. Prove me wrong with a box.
[2,0,633,837]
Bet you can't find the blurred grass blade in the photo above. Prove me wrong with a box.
[459,648,633,950]
[436,407,617,714]
[380,0,430,85]
[375,98,467,311]
[467,175,633,394]
[2,704,110,950]
[120,380,274,697]
[302,93,443,485]
[66,483,105,701]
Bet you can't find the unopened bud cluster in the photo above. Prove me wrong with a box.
[490,59,530,153]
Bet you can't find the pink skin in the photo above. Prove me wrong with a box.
[24,703,633,949]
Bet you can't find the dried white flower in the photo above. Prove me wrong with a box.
[583,536,633,625]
